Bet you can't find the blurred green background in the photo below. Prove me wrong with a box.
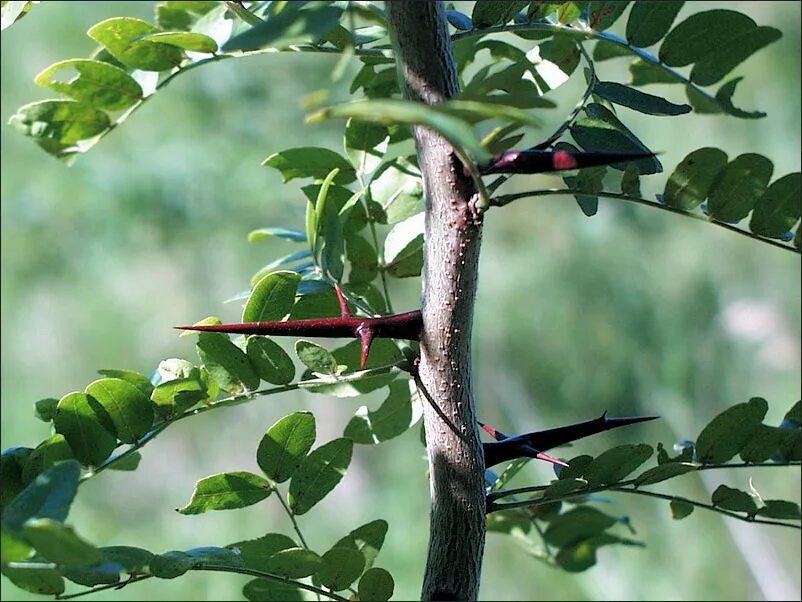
[1,2,799,600]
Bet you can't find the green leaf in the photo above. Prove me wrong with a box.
[248,227,307,243]
[34,398,59,422]
[177,471,272,514]
[311,168,348,281]
[749,173,801,237]
[711,484,758,515]
[1,528,33,563]
[370,158,423,224]
[587,2,630,31]
[84,378,154,444]
[197,332,260,393]
[332,519,388,571]
[263,548,322,578]
[659,10,756,67]
[344,380,413,444]
[543,478,589,500]
[626,1,684,48]
[634,462,697,486]
[358,567,394,602]
[346,235,379,284]
[247,337,295,385]
[629,59,677,86]
[22,518,100,566]
[543,506,617,547]
[344,119,389,176]
[100,545,154,574]
[2,461,80,536]
[663,147,728,210]
[670,498,694,519]
[150,372,207,417]
[243,271,301,323]
[696,397,768,464]
[9,100,110,157]
[61,562,122,587]
[384,212,424,278]
[97,369,154,397]
[436,99,543,128]
[571,103,661,174]
[136,31,218,53]
[263,147,356,185]
[2,565,65,595]
[308,99,492,164]
[706,153,773,223]
[150,551,193,579]
[243,578,304,601]
[53,392,117,466]
[107,451,141,471]
[486,509,532,534]
[228,533,297,571]
[691,26,781,86]
[257,412,316,483]
[295,340,339,375]
[289,438,353,515]
[554,533,639,572]
[621,164,641,197]
[222,5,342,51]
[756,500,801,520]
[558,454,594,480]
[21,435,74,485]
[1,449,30,511]
[713,77,766,119]
[582,444,653,486]
[471,1,527,28]
[87,17,183,71]
[593,81,691,116]
[301,339,400,397]
[34,59,143,111]
[317,546,365,591]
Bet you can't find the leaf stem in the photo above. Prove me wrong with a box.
[491,188,799,254]
[198,564,349,601]
[273,486,310,549]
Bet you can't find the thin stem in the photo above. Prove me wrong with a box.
[198,564,349,601]
[55,575,152,600]
[274,487,310,549]
[358,173,395,314]
[491,188,799,254]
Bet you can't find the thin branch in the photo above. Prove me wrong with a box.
[197,564,348,601]
[491,188,799,254]
[55,575,152,600]
[274,487,311,549]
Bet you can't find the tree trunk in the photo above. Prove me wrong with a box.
[386,2,487,600]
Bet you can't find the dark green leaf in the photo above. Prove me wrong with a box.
[263,548,322,578]
[344,119,389,176]
[583,444,653,486]
[471,1,527,28]
[21,435,73,485]
[34,398,59,422]
[543,478,589,500]
[696,397,768,464]
[295,340,339,375]
[150,372,207,417]
[54,392,116,466]
[1,451,28,511]
[2,461,80,535]
[344,380,413,444]
[22,518,100,566]
[97,369,154,397]
[302,339,400,397]
[554,533,639,572]
[629,59,677,86]
[634,462,697,486]
[177,471,271,514]
[2,565,64,595]
[711,484,758,515]
[136,31,218,53]
[593,81,691,116]
[257,412,316,483]
[346,234,379,284]
[9,100,110,157]
[61,562,122,587]
[755,500,801,520]
[656,442,695,465]
[543,506,617,547]
[317,546,365,591]
[749,173,801,237]
[587,2,629,31]
[197,332,260,393]
[659,10,756,67]
[358,567,394,602]
[692,26,781,85]
[87,17,183,71]
[243,271,300,323]
[670,498,694,519]
[621,164,641,197]
[243,578,304,601]
[626,1,684,47]
[707,153,773,223]
[247,337,295,385]
[486,509,532,534]
[558,454,594,480]
[150,551,193,579]
[384,212,424,278]
[332,519,388,571]
[370,158,423,225]
[107,451,141,471]
[34,59,143,111]
[263,147,356,185]
[85,378,154,444]
[228,533,296,571]
[223,5,342,51]
[663,147,728,210]
[289,438,353,515]
[714,77,766,119]
[593,39,633,62]
[100,546,154,574]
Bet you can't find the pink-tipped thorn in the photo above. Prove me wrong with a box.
[334,283,352,318]
[358,327,374,369]
[535,451,569,468]
[479,422,499,438]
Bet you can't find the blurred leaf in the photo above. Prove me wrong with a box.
[621,164,641,196]
[295,340,339,375]
[263,547,322,578]
[358,567,394,602]
[263,147,356,185]
[22,518,100,566]
[1,529,33,564]
[150,551,193,578]
[670,499,694,519]
[34,398,59,423]
[554,533,639,572]
[707,153,773,223]
[583,444,653,486]
[543,478,589,500]
[228,533,296,571]
[384,212,424,278]
[246,337,295,385]
[257,412,316,484]
[593,39,633,62]
[633,462,697,486]
[136,31,218,53]
[749,173,801,237]
[9,100,110,157]
[663,147,728,210]
[543,506,617,547]
[107,451,141,471]
[691,25,781,86]
[1,1,34,31]
[2,461,80,536]
[84,378,154,444]
[629,59,677,86]
[243,271,300,323]
[344,119,389,176]
[88,17,183,71]
[626,1,684,47]
[177,471,272,514]
[486,509,532,534]
[558,454,594,480]
[711,484,758,515]
[755,500,801,520]
[317,545,365,591]
[289,438,353,515]
[712,77,766,119]
[1,565,64,595]
[471,1,527,28]
[587,2,629,31]
[21,435,73,485]
[1,449,32,513]
[593,81,691,116]
[243,578,304,601]
[223,4,342,51]
[370,158,423,224]
[54,392,116,466]
[61,562,122,587]
[344,380,413,444]
[446,10,473,32]
[248,227,307,243]
[34,59,143,111]
[197,332,260,394]
[659,10,755,67]
[696,397,768,464]
[100,546,154,574]
[97,369,154,397]
[346,234,379,284]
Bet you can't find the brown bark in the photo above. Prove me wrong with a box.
[385,2,487,600]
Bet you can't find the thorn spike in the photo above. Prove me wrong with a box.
[359,326,374,369]
[334,283,352,318]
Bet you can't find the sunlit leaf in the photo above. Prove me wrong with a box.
[257,412,316,483]
[177,472,272,514]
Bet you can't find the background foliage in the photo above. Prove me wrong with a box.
[1,1,800,600]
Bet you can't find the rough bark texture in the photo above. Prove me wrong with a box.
[386,2,487,600]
